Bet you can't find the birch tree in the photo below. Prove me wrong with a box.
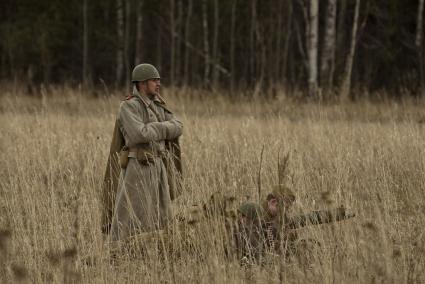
[340,0,360,101]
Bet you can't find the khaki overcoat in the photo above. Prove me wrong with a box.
[102,89,183,241]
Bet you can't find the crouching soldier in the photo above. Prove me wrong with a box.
[232,203,267,266]
[262,185,355,259]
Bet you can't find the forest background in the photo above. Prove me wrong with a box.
[1,0,425,98]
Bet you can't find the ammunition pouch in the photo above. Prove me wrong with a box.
[119,146,129,169]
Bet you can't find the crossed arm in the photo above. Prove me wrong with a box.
[118,100,183,146]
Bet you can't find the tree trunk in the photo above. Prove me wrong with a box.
[124,0,131,90]
[6,25,15,80]
[308,0,319,98]
[40,31,51,84]
[202,0,210,88]
[134,0,144,65]
[250,0,257,83]
[336,0,347,81]
[156,24,162,72]
[282,0,293,86]
[170,0,176,87]
[230,0,237,94]
[321,0,337,91]
[175,0,183,86]
[212,0,219,91]
[116,0,124,88]
[274,0,284,88]
[340,0,360,101]
[83,0,90,87]
[416,0,425,96]
[254,22,266,97]
[183,0,193,87]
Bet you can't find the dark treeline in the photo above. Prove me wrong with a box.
[1,0,424,97]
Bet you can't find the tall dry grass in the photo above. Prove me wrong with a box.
[0,86,425,283]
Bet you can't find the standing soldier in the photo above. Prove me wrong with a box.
[102,63,183,241]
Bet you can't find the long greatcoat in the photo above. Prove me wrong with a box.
[102,90,183,241]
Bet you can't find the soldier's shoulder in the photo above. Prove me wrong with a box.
[121,94,142,105]
[123,94,135,101]
[119,95,141,111]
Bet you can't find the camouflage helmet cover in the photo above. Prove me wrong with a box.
[267,184,296,205]
[132,63,160,82]
[238,203,264,221]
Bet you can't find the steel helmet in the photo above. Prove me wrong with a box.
[238,203,264,221]
[131,63,160,82]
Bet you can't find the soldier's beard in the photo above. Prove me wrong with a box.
[146,89,160,99]
[150,89,160,97]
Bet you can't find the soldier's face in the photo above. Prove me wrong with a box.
[268,198,279,216]
[140,79,161,96]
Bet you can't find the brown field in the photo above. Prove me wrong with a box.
[1,87,425,283]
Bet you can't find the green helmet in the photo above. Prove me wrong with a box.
[238,203,264,221]
[131,63,160,82]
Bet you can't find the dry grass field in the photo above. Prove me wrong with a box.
[1,86,425,283]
